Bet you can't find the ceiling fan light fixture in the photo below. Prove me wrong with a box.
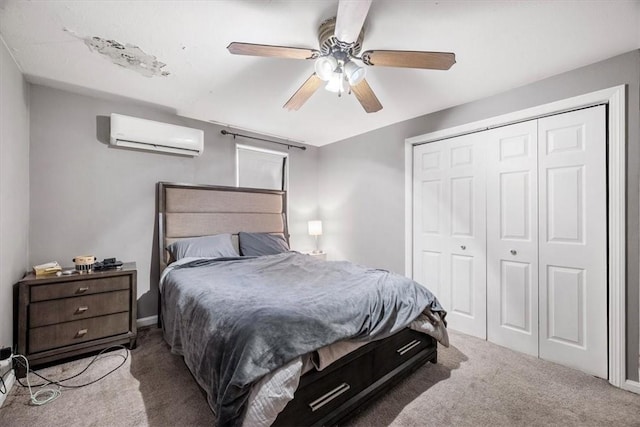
[325,71,347,94]
[344,60,366,85]
[314,56,338,81]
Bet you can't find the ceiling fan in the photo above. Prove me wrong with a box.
[227,0,456,113]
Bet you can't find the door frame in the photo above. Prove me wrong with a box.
[404,85,637,392]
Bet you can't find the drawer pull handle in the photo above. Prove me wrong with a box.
[308,383,351,412]
[397,339,421,356]
[76,306,89,313]
[76,329,88,337]
[77,287,89,293]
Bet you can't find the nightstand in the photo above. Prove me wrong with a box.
[304,251,327,261]
[15,263,137,376]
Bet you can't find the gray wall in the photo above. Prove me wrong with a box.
[318,50,640,380]
[29,85,319,319]
[0,41,30,363]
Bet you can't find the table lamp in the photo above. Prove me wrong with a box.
[308,220,322,254]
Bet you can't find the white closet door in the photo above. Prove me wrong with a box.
[538,105,607,378]
[486,120,539,356]
[413,134,487,339]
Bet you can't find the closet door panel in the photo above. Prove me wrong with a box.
[538,105,607,379]
[486,121,539,356]
[420,250,443,299]
[414,144,450,311]
[500,260,531,331]
[451,176,474,236]
[445,137,486,338]
[414,135,487,339]
[546,166,584,243]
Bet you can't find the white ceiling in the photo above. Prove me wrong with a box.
[1,0,639,146]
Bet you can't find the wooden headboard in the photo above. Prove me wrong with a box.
[157,182,288,272]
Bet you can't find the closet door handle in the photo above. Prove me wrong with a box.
[460,245,466,250]
[510,249,517,255]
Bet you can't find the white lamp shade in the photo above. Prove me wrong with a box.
[344,61,366,85]
[325,73,347,93]
[314,56,337,81]
[308,220,323,236]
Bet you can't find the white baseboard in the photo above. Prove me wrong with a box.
[622,379,640,395]
[136,315,158,329]
[0,369,16,408]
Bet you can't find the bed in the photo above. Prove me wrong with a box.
[157,182,448,427]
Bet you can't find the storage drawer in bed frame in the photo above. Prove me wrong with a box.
[273,328,437,426]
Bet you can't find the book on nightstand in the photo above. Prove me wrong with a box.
[32,261,62,276]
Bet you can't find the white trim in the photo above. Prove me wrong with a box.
[404,85,629,390]
[405,87,617,146]
[622,379,640,394]
[136,315,158,329]
[404,140,413,278]
[606,86,627,388]
[621,380,640,394]
[0,370,16,408]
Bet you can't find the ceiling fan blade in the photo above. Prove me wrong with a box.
[227,42,319,60]
[334,0,372,43]
[283,74,323,111]
[362,50,456,70]
[351,79,382,113]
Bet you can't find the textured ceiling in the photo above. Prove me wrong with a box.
[1,0,639,146]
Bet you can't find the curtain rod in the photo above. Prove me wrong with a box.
[220,130,306,151]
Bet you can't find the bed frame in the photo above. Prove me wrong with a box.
[157,182,437,426]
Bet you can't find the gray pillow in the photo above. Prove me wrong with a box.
[167,234,238,260]
[239,232,290,256]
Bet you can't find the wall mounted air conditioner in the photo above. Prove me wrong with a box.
[110,113,204,156]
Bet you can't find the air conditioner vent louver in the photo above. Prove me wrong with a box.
[109,114,204,157]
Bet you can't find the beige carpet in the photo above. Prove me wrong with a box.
[1,328,639,426]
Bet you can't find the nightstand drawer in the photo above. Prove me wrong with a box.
[31,275,130,302]
[29,312,130,353]
[29,290,130,328]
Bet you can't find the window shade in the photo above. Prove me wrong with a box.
[237,146,287,191]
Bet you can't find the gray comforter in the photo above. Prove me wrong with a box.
[161,252,445,426]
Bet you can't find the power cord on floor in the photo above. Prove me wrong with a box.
[12,355,61,405]
[1,353,13,395]
[0,372,7,394]
[11,345,129,405]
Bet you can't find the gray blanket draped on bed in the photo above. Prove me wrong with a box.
[161,252,446,426]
